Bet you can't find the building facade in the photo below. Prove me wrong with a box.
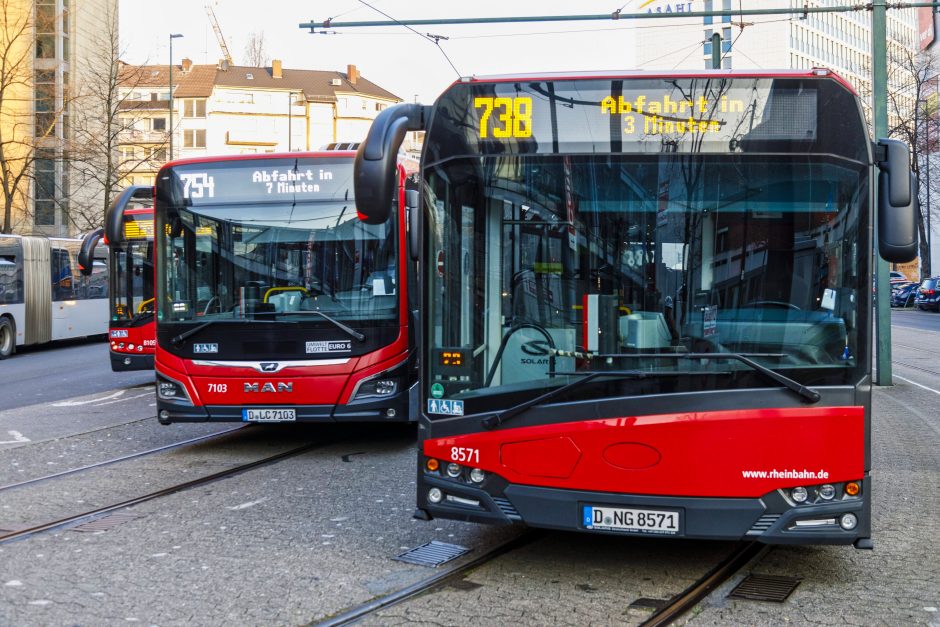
[118,61,401,187]
[0,0,116,236]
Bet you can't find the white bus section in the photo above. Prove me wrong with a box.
[0,234,108,357]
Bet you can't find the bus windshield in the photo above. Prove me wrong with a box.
[112,240,154,322]
[162,201,397,324]
[425,153,867,412]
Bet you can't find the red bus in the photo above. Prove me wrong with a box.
[354,70,917,546]
[79,186,155,371]
[153,152,416,425]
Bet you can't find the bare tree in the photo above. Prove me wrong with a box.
[243,31,269,68]
[69,7,165,232]
[887,46,939,276]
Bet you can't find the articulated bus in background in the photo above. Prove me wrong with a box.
[354,70,917,546]
[80,186,156,371]
[153,151,416,425]
[0,234,109,359]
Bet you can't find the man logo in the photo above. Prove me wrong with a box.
[244,382,293,393]
[260,363,278,372]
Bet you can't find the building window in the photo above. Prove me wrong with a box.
[35,70,57,137]
[183,99,206,118]
[35,0,56,59]
[119,147,137,161]
[152,117,166,131]
[375,102,386,111]
[151,147,167,161]
[703,0,713,25]
[184,129,206,148]
[34,150,56,226]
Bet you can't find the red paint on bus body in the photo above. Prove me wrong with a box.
[424,406,864,498]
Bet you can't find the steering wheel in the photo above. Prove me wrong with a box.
[202,296,220,315]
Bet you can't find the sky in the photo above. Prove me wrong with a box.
[119,0,719,104]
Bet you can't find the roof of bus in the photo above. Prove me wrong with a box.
[452,68,857,97]
[161,150,357,170]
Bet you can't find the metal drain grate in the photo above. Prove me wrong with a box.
[70,512,142,533]
[727,574,801,602]
[394,541,470,567]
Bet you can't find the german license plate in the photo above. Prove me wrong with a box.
[582,505,680,535]
[242,408,296,422]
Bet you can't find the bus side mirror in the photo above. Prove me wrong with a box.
[354,103,427,225]
[78,227,104,276]
[876,138,918,263]
[406,189,420,262]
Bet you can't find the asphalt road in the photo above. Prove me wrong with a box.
[890,307,940,332]
[0,338,153,411]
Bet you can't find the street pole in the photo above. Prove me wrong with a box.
[288,91,292,152]
[872,0,892,385]
[168,34,183,162]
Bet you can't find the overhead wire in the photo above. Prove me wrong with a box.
[356,0,461,76]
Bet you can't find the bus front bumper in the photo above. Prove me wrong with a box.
[110,350,155,371]
[156,388,412,425]
[415,475,871,547]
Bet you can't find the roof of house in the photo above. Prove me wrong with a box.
[119,61,400,102]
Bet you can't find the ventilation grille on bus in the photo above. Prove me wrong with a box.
[491,496,522,521]
[746,514,781,535]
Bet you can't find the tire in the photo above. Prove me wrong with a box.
[0,317,14,359]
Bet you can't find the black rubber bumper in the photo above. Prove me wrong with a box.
[417,476,870,546]
[157,389,411,424]
[110,351,155,372]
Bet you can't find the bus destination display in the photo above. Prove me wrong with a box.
[429,77,841,159]
[161,158,354,206]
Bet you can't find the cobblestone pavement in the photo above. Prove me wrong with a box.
[0,326,937,625]
[0,423,518,626]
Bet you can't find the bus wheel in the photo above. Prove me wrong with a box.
[0,318,14,359]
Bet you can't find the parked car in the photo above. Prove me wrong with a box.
[914,277,940,312]
[891,281,919,307]
[890,270,908,285]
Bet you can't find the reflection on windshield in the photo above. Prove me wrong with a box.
[161,201,397,325]
[426,155,866,408]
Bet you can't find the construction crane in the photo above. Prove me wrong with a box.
[205,3,233,65]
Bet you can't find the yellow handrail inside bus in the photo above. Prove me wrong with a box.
[137,298,155,313]
[263,286,309,302]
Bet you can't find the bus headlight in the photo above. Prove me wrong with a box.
[818,484,836,500]
[469,468,486,483]
[352,374,400,401]
[839,513,858,530]
[446,463,462,478]
[156,374,192,405]
[791,487,808,503]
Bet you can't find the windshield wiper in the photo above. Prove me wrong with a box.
[168,318,258,346]
[280,310,365,342]
[481,369,715,430]
[590,352,821,404]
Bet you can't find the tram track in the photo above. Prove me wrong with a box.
[315,531,542,627]
[640,541,766,626]
[0,438,330,546]
[0,425,248,493]
[315,535,766,626]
